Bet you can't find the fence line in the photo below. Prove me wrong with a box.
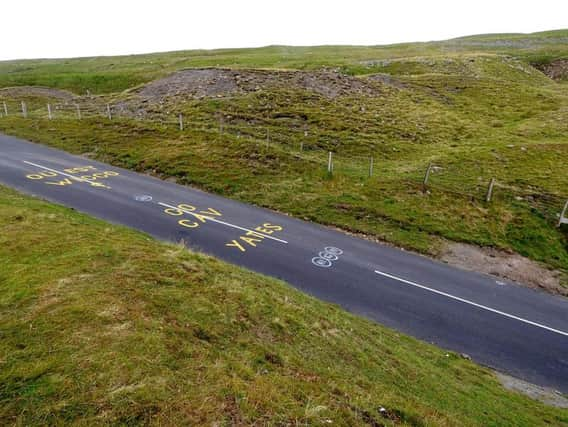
[1,98,566,228]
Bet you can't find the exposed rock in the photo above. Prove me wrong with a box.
[534,58,568,81]
[0,86,76,101]
[135,68,386,101]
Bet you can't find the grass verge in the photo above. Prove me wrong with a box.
[1,186,567,425]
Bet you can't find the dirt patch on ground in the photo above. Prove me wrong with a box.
[441,242,567,296]
[0,86,76,101]
[534,59,568,81]
[136,68,386,101]
[365,73,408,89]
[496,372,568,408]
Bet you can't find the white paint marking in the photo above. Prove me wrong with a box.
[312,257,332,268]
[374,270,568,337]
[312,247,343,268]
[158,202,288,244]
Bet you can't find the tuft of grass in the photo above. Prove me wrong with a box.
[1,185,567,425]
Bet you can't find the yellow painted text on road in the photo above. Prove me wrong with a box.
[163,203,224,231]
[25,164,119,189]
[225,223,284,253]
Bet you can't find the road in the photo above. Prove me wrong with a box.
[1,133,567,393]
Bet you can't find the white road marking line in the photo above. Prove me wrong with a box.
[374,270,568,337]
[158,202,288,244]
[23,160,96,185]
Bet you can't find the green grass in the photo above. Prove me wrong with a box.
[1,185,567,425]
[0,30,567,287]
[1,30,568,94]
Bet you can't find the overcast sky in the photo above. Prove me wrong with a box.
[2,0,567,60]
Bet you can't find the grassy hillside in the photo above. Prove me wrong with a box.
[0,30,567,94]
[0,30,567,290]
[1,185,567,425]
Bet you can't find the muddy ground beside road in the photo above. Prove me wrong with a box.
[441,242,567,297]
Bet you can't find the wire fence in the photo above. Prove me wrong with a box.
[1,98,567,228]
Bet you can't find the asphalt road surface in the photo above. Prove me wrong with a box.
[1,133,567,393]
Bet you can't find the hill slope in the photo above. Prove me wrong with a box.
[1,185,567,425]
[0,30,567,291]
[0,30,568,94]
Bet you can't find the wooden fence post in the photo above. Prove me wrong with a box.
[558,200,568,227]
[486,178,495,202]
[423,162,433,187]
